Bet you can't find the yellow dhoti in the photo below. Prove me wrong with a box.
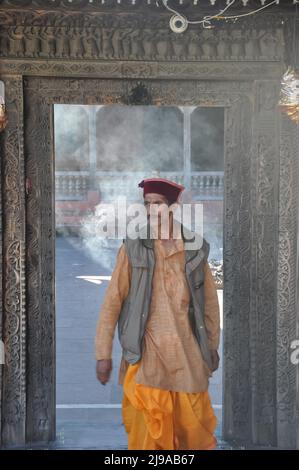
[122,363,218,450]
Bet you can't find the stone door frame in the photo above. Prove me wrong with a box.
[0,8,298,450]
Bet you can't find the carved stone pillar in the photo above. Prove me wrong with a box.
[0,76,27,447]
[297,155,299,452]
[24,78,56,444]
[276,115,299,449]
[223,79,283,448]
[222,93,253,444]
[250,80,281,446]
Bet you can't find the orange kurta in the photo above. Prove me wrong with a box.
[95,238,220,392]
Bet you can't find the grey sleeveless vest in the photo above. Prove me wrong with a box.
[117,223,213,371]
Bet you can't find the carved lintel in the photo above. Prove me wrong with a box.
[0,10,287,63]
[0,59,285,80]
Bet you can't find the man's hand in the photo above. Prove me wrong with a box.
[96,359,112,385]
[0,113,8,132]
[210,350,220,372]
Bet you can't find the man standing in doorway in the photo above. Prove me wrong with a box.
[95,177,220,450]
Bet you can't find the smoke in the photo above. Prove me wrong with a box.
[95,105,184,174]
[191,107,224,172]
[54,105,90,171]
[54,104,224,270]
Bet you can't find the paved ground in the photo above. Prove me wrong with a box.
[55,234,224,450]
[54,412,233,450]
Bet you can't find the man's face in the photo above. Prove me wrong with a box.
[143,193,169,225]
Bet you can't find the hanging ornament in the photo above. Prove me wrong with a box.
[280,68,299,124]
[0,81,8,133]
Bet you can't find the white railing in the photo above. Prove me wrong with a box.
[55,172,89,200]
[55,171,224,200]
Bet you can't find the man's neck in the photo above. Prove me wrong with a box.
[156,217,174,240]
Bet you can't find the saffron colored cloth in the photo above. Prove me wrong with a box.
[122,362,218,450]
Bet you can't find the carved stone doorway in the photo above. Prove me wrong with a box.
[1,71,298,449]
[22,76,245,445]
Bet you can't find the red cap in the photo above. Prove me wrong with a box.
[138,178,185,205]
